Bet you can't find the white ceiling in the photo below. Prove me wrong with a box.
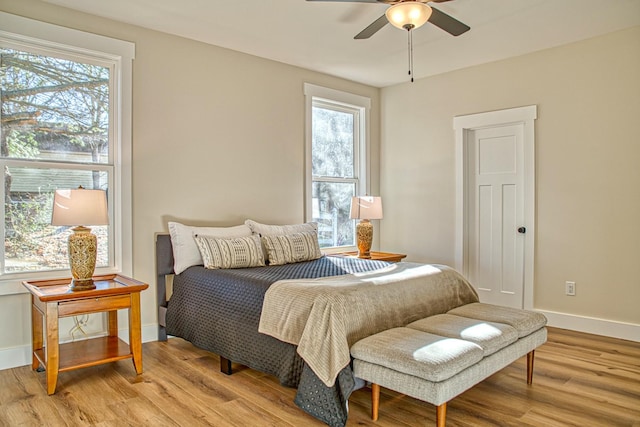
[42,0,640,87]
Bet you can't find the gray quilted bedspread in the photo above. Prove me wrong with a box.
[165,255,390,427]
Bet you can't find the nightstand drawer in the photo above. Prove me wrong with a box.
[58,294,131,317]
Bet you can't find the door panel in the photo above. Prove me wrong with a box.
[502,184,518,295]
[468,125,524,308]
[477,184,493,292]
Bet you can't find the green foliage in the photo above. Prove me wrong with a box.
[4,193,54,258]
[6,129,40,158]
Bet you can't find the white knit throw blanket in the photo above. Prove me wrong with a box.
[258,263,479,387]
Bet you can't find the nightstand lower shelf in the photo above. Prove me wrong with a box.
[35,336,134,373]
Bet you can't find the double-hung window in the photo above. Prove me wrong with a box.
[0,13,134,286]
[304,84,371,249]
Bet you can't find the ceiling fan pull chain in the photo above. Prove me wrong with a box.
[407,28,414,83]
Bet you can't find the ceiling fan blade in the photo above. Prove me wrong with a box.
[428,6,470,36]
[354,14,388,39]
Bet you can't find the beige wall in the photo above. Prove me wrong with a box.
[380,26,640,328]
[0,0,381,363]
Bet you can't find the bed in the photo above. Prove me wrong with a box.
[156,231,478,427]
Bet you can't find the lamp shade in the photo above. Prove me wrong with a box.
[51,188,108,226]
[350,196,383,220]
[385,2,432,30]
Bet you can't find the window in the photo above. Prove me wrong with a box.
[0,12,134,284]
[304,84,370,249]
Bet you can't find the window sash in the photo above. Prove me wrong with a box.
[311,102,360,181]
[0,159,115,277]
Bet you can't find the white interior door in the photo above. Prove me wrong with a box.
[454,106,537,310]
[467,125,525,308]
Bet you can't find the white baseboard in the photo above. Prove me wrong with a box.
[0,324,159,371]
[142,324,159,344]
[540,310,640,342]
[0,345,32,370]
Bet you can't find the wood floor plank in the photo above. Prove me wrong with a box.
[119,357,237,426]
[2,395,68,427]
[0,365,45,407]
[207,365,326,426]
[48,364,135,426]
[207,398,297,427]
[0,327,638,426]
[106,396,180,427]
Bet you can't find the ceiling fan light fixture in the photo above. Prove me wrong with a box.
[385,2,432,31]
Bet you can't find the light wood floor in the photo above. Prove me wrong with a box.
[1,327,638,427]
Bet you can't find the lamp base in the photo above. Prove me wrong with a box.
[356,219,374,259]
[68,225,98,291]
[69,278,96,292]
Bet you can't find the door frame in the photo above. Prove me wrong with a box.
[453,105,537,309]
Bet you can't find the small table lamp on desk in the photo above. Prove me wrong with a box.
[350,196,383,259]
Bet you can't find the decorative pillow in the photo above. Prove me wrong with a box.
[194,234,265,269]
[168,221,252,274]
[262,231,322,266]
[245,219,318,261]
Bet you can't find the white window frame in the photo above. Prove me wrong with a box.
[0,12,134,295]
[303,83,371,251]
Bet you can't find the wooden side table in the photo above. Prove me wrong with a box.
[329,251,407,263]
[22,274,148,395]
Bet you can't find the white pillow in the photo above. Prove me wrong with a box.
[245,219,318,236]
[168,221,252,274]
[244,219,318,262]
[262,231,322,266]
[195,234,265,269]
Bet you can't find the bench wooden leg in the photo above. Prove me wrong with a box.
[371,383,380,421]
[436,403,447,427]
[527,350,535,385]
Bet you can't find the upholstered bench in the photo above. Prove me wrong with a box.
[350,303,547,427]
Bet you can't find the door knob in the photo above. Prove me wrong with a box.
[517,227,526,234]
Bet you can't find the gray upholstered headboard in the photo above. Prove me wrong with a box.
[155,233,174,341]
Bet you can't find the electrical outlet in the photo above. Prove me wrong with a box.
[565,281,576,296]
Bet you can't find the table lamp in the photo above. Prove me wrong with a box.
[51,187,108,291]
[350,196,383,259]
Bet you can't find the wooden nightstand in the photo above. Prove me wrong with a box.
[22,274,148,395]
[329,251,407,263]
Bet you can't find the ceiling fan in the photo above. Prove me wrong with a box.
[306,0,470,39]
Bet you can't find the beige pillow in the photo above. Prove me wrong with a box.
[262,231,322,266]
[194,234,265,269]
[168,221,252,274]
